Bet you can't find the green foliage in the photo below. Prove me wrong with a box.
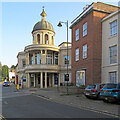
[2,65,9,81]
[11,65,16,69]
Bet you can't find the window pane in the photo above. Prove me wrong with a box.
[109,45,117,64]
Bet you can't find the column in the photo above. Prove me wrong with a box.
[34,73,36,88]
[52,73,54,87]
[45,50,47,64]
[52,52,54,65]
[49,73,51,87]
[27,73,30,88]
[28,53,30,65]
[40,72,43,88]
[45,72,47,88]
[58,73,60,86]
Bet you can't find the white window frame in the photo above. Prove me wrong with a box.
[83,22,87,37]
[83,44,87,59]
[109,45,117,64]
[75,48,79,61]
[76,29,79,41]
[110,20,117,36]
[109,71,117,83]
[76,70,85,87]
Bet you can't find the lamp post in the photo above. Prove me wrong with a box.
[57,20,69,95]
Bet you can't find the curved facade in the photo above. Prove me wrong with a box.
[16,8,71,88]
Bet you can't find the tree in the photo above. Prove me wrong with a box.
[2,65,9,81]
[11,65,16,69]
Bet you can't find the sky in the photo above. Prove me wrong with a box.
[0,0,119,68]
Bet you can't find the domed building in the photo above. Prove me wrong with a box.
[16,8,71,88]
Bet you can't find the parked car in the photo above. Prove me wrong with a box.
[84,84,105,99]
[3,82,10,87]
[100,83,120,102]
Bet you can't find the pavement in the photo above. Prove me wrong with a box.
[14,86,120,118]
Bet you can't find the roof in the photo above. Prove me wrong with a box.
[70,2,119,29]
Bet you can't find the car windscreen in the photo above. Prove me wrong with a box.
[86,85,96,89]
[104,84,117,89]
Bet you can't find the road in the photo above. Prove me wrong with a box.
[2,84,119,119]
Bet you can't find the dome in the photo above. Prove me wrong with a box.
[32,7,55,33]
[33,19,54,33]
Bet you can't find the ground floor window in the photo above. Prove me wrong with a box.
[109,71,117,83]
[64,74,69,82]
[76,70,85,87]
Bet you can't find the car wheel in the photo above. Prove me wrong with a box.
[103,99,108,103]
[85,95,91,99]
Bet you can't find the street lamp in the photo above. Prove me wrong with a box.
[57,20,69,95]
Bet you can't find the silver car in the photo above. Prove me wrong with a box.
[84,84,105,99]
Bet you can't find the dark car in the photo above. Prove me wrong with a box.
[100,83,120,102]
[84,84,105,99]
[3,82,10,87]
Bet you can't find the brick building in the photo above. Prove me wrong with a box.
[70,2,118,86]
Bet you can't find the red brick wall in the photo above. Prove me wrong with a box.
[71,10,110,86]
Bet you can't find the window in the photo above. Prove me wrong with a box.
[45,34,49,44]
[76,70,85,87]
[64,74,69,82]
[30,54,33,65]
[22,60,26,67]
[47,51,52,64]
[52,36,54,45]
[83,22,87,37]
[37,34,40,44]
[76,29,79,41]
[109,45,117,64]
[54,53,58,65]
[109,72,117,83]
[75,48,79,61]
[83,44,87,59]
[64,56,69,65]
[110,20,117,36]
[35,52,41,64]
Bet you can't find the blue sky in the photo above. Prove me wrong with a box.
[1,1,118,67]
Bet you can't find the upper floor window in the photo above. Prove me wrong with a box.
[37,34,40,44]
[45,34,49,44]
[76,29,79,41]
[83,22,87,37]
[30,54,33,65]
[52,36,54,45]
[22,60,26,67]
[109,71,117,83]
[75,48,79,61]
[83,44,87,59]
[47,51,52,64]
[54,53,58,65]
[110,20,117,36]
[109,45,117,64]
[64,56,69,65]
[35,52,41,64]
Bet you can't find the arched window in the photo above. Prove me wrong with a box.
[37,34,40,44]
[45,34,49,44]
[52,36,54,45]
